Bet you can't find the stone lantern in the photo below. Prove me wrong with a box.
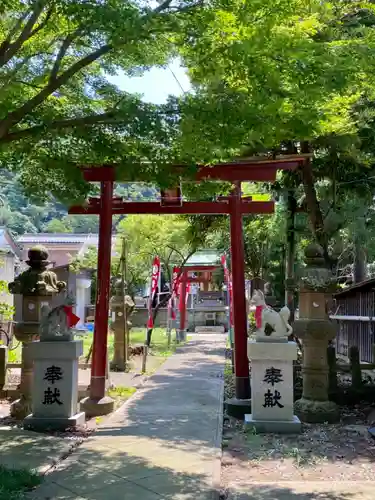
[110,279,135,371]
[293,243,339,423]
[8,246,66,419]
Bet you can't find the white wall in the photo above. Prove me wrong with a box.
[0,254,15,306]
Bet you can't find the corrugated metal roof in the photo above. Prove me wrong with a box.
[184,250,221,267]
[334,278,375,298]
[18,233,100,244]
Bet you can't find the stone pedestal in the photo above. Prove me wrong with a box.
[110,283,134,372]
[24,340,85,431]
[177,329,186,343]
[293,317,339,423]
[293,243,339,424]
[8,246,66,419]
[245,340,301,433]
[10,299,53,419]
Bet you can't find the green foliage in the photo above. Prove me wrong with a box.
[0,465,41,500]
[0,170,162,235]
[44,218,70,233]
[115,214,194,296]
[0,0,203,200]
[175,1,375,160]
[175,0,375,279]
[71,214,195,298]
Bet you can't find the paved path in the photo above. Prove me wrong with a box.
[225,481,375,500]
[30,334,226,500]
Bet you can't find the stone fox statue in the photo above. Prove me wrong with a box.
[251,289,293,338]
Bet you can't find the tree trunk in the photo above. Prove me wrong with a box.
[145,293,171,347]
[353,240,367,284]
[285,190,297,322]
[300,143,331,267]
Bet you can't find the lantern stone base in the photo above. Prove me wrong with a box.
[110,359,127,372]
[225,398,252,419]
[177,329,186,343]
[80,396,114,417]
[245,414,301,434]
[10,395,31,420]
[294,397,339,424]
[28,340,84,426]
[24,412,85,431]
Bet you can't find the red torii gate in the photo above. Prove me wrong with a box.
[69,158,306,416]
[178,263,222,335]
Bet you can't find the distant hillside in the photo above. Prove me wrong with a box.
[0,172,159,236]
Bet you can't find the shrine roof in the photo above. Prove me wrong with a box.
[334,278,375,298]
[184,250,221,267]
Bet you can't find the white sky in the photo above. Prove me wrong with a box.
[107,59,191,104]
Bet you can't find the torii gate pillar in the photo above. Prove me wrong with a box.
[80,179,115,416]
[226,183,252,417]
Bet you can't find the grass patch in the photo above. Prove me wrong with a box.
[107,385,137,410]
[107,386,136,399]
[0,465,41,500]
[79,328,173,361]
[9,328,180,365]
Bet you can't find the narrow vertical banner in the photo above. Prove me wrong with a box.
[147,256,161,329]
[185,282,191,305]
[167,266,180,347]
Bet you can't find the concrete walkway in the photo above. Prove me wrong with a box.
[30,334,226,500]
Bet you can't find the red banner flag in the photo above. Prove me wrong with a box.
[147,256,161,328]
[221,254,233,327]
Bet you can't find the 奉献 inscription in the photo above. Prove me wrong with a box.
[43,365,63,384]
[42,387,63,406]
[263,367,283,386]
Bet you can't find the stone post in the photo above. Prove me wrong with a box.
[110,279,135,371]
[24,306,85,431]
[0,345,7,389]
[293,243,339,423]
[245,298,300,433]
[8,246,66,419]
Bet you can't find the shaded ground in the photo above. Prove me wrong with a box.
[222,367,375,500]
[27,334,226,499]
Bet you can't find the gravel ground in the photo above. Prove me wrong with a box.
[221,368,375,499]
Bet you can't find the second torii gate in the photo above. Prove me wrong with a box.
[178,262,223,337]
[69,158,306,416]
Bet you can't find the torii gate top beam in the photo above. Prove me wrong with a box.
[69,199,275,215]
[78,156,307,183]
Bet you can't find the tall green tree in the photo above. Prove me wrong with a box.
[174,1,375,265]
[0,0,202,201]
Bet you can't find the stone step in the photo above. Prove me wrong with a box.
[194,325,225,333]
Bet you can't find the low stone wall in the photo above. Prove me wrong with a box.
[131,308,168,328]
[187,310,228,332]
[130,307,229,331]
